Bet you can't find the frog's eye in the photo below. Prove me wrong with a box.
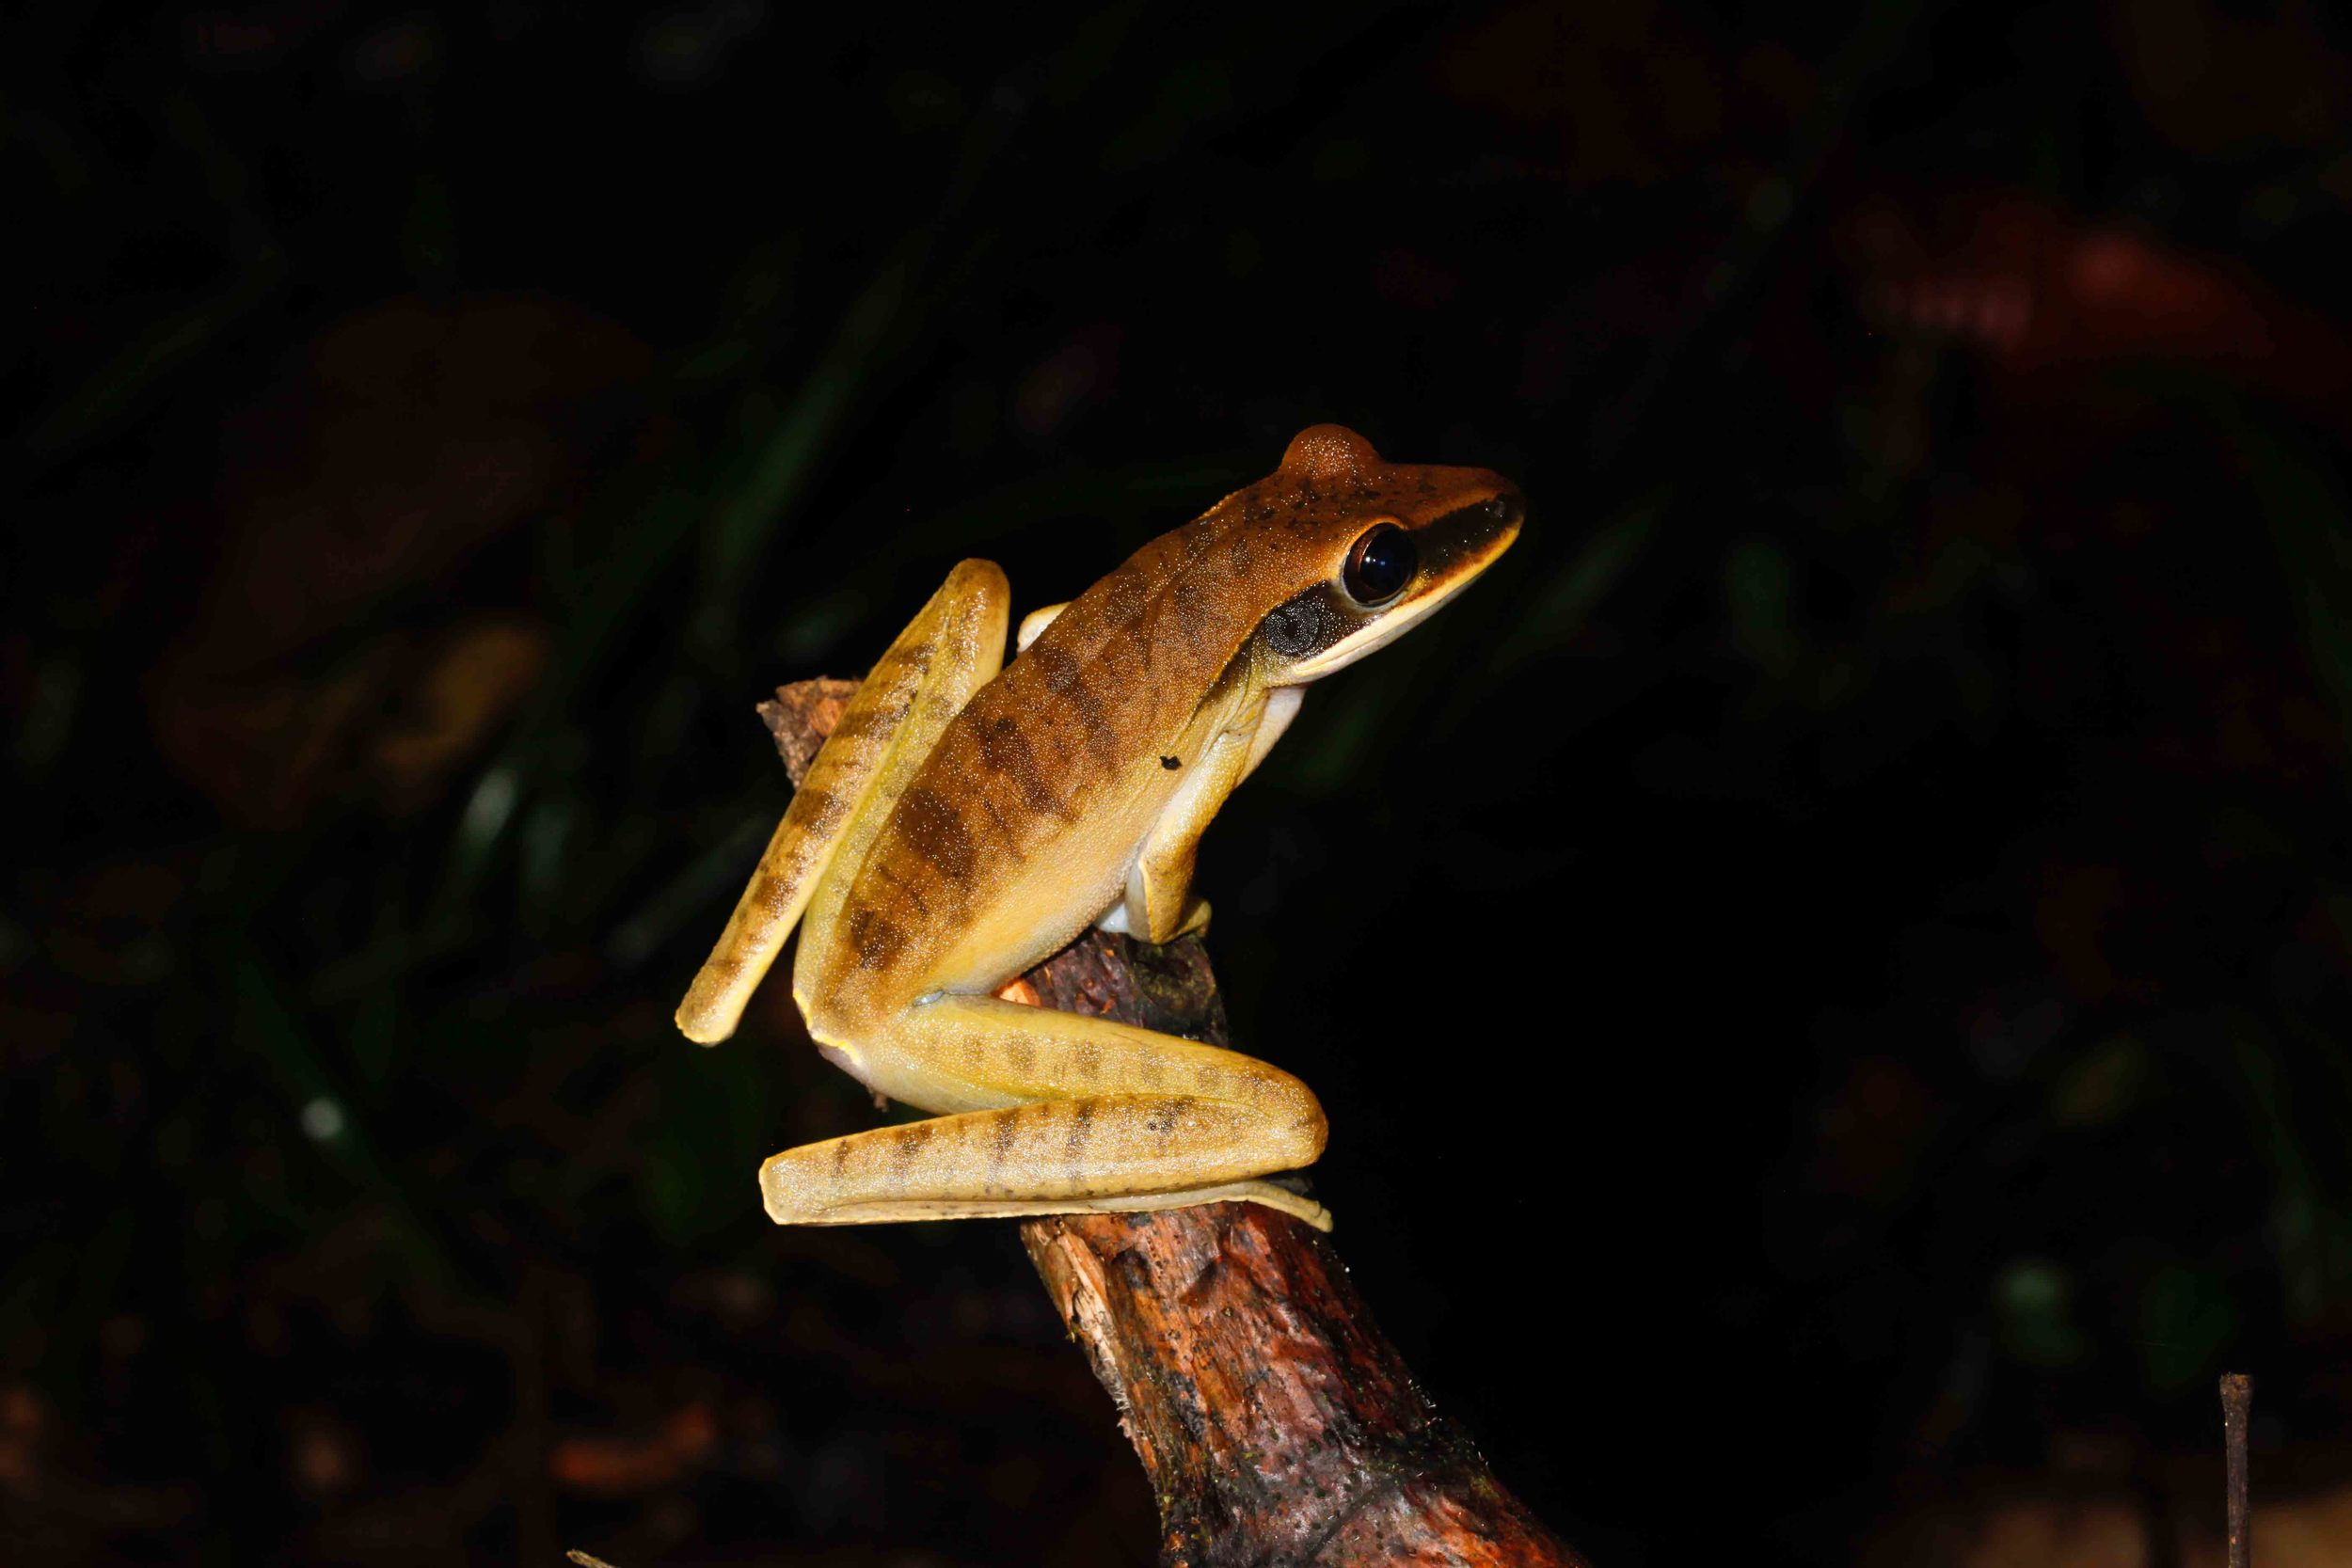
[1341,523,1416,607]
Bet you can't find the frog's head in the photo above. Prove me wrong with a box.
[1238,424,1524,684]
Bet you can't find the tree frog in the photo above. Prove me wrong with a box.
[676,425,1523,1230]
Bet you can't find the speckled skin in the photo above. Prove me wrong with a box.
[676,425,1522,1228]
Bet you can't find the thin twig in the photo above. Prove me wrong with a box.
[2221,1370,2251,1568]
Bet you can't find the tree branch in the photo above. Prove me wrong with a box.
[757,678,1585,1568]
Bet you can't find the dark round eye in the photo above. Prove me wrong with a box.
[1342,523,1417,606]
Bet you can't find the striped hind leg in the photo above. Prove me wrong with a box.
[675,561,1009,1043]
[760,994,1333,1229]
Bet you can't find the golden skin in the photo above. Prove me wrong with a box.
[676,425,1523,1229]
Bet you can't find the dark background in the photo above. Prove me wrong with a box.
[11,2,2352,1563]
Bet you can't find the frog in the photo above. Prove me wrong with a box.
[675,424,1523,1230]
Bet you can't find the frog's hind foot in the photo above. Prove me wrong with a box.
[761,1164,1331,1231]
[1086,1174,1330,1230]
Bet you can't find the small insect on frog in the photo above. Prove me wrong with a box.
[676,425,1524,1230]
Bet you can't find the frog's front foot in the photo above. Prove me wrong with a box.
[1095,895,1211,940]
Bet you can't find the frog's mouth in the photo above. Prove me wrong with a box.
[1277,488,1524,682]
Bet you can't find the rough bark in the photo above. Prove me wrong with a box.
[758,678,1585,1568]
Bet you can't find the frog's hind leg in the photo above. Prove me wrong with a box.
[675,561,1009,1043]
[758,994,1333,1229]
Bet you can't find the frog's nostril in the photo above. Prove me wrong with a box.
[1486,491,1525,528]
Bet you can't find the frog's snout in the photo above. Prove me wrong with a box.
[1466,486,1527,554]
[1488,486,1527,532]
[1435,482,1526,564]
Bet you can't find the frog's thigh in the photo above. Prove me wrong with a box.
[678,560,1010,1043]
[761,995,1330,1228]
[793,563,1014,986]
